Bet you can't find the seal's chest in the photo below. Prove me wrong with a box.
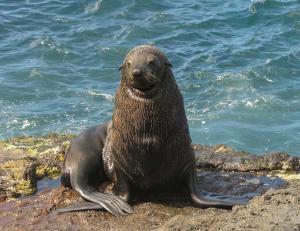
[125,137,175,186]
[137,135,160,151]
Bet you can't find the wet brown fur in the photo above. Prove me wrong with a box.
[59,45,249,215]
[104,45,195,190]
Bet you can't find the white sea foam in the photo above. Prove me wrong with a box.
[30,36,56,49]
[21,119,31,129]
[185,69,280,127]
[85,0,102,14]
[199,71,276,111]
[217,94,277,110]
[113,25,134,40]
[249,0,267,13]
[6,119,18,129]
[101,47,110,51]
[87,90,114,101]
[29,68,43,78]
[30,38,43,48]
[251,0,267,3]
[264,77,274,83]
[265,59,272,64]
[202,108,210,113]
[30,36,70,57]
[52,16,69,23]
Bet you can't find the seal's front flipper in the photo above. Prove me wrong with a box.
[57,201,103,213]
[58,185,133,216]
[76,184,133,216]
[187,170,250,208]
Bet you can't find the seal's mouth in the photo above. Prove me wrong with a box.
[133,84,155,92]
[131,84,157,94]
[127,83,159,99]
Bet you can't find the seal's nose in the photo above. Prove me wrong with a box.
[132,68,142,77]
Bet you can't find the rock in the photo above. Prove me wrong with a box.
[157,215,197,231]
[0,134,73,198]
[0,134,300,230]
[2,182,299,230]
[193,144,300,172]
[0,157,38,196]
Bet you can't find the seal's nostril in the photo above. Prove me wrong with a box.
[132,68,141,77]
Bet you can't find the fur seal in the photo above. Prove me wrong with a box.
[59,45,249,216]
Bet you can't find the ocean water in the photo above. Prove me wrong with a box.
[1,0,300,155]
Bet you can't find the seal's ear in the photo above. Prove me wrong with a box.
[119,64,124,71]
[165,61,173,68]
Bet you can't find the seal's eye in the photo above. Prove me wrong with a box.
[148,59,156,66]
[147,56,160,67]
[127,61,132,67]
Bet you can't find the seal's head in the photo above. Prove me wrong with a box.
[119,45,173,98]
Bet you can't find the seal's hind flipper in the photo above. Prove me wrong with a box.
[191,189,250,208]
[57,201,103,213]
[187,170,250,208]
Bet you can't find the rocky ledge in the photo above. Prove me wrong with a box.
[0,135,299,231]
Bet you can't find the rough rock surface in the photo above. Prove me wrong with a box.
[0,134,73,199]
[0,135,300,231]
[1,180,299,231]
[194,144,300,172]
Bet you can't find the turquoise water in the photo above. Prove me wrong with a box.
[1,0,300,155]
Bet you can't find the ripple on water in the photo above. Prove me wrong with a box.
[1,0,300,155]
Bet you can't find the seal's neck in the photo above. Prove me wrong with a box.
[112,81,186,138]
